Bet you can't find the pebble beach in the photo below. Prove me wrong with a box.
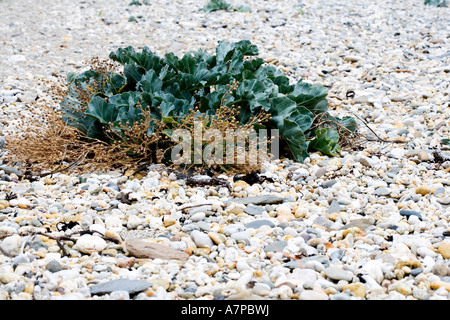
[0,0,449,300]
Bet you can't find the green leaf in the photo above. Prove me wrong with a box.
[288,80,329,114]
[138,70,163,93]
[279,119,310,163]
[424,0,448,7]
[201,0,230,12]
[308,127,341,156]
[85,96,119,124]
[336,115,358,133]
[216,40,258,64]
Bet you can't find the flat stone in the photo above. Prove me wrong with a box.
[299,289,328,300]
[433,187,445,196]
[341,218,374,230]
[358,157,371,168]
[245,219,275,229]
[225,195,284,205]
[190,230,214,248]
[344,55,361,62]
[315,167,327,178]
[244,206,265,216]
[399,210,423,221]
[230,231,251,242]
[324,267,353,281]
[0,166,23,177]
[75,235,107,254]
[125,238,189,261]
[328,200,341,214]
[46,260,63,273]
[374,187,390,196]
[90,278,152,296]
[437,243,450,259]
[343,283,366,298]
[387,167,400,178]
[322,179,338,188]
[264,240,288,252]
[415,185,431,196]
[388,148,406,159]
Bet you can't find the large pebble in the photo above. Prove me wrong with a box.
[324,267,353,282]
[190,230,214,248]
[74,235,107,254]
[90,278,152,296]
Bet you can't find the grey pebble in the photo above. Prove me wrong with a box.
[328,200,341,214]
[264,241,288,253]
[46,260,63,273]
[245,219,275,229]
[225,195,284,205]
[374,187,390,196]
[399,209,423,221]
[244,206,265,216]
[90,278,152,295]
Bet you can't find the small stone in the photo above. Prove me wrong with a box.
[327,158,342,171]
[0,226,17,238]
[0,166,23,177]
[389,148,405,159]
[46,260,63,273]
[163,217,177,227]
[127,215,144,229]
[117,257,136,269]
[125,238,189,261]
[90,278,152,296]
[399,210,423,221]
[245,219,275,229]
[415,185,430,196]
[328,200,341,214]
[341,218,374,231]
[190,230,214,248]
[315,167,327,178]
[343,283,366,298]
[276,203,292,216]
[437,243,450,259]
[389,95,410,102]
[244,206,264,216]
[432,264,449,277]
[358,157,371,168]
[430,280,450,291]
[433,187,445,196]
[0,273,21,284]
[208,232,225,245]
[374,187,390,196]
[253,283,271,296]
[344,55,361,62]
[0,234,22,255]
[233,180,250,190]
[231,231,251,242]
[324,267,353,281]
[225,195,284,205]
[264,241,288,253]
[190,212,206,222]
[299,289,328,300]
[417,151,430,162]
[74,235,107,254]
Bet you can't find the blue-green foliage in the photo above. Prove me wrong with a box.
[61,41,357,163]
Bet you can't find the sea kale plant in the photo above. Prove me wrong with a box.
[5,40,356,175]
[60,40,357,171]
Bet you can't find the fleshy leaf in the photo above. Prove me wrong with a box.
[308,127,341,156]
